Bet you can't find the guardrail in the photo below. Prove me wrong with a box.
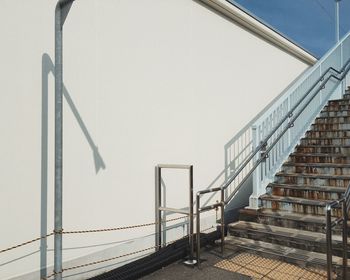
[325,185,350,279]
[195,31,350,267]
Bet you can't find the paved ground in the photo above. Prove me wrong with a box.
[141,244,328,280]
[141,245,251,280]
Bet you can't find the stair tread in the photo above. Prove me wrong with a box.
[224,237,349,267]
[283,162,350,168]
[297,144,350,148]
[316,116,350,119]
[276,171,350,179]
[290,152,350,158]
[229,221,346,243]
[302,137,350,140]
[260,194,331,206]
[251,208,347,224]
[268,183,345,193]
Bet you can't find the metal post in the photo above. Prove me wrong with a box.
[326,206,333,280]
[156,167,162,250]
[184,166,196,265]
[220,188,225,255]
[189,166,194,260]
[342,201,348,279]
[335,0,341,43]
[196,194,201,268]
[54,1,74,279]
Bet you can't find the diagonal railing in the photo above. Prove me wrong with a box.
[195,32,350,272]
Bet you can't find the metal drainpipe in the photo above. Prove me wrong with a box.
[54,1,74,279]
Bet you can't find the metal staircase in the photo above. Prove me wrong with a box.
[227,89,350,279]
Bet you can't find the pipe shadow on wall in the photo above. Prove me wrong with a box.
[40,53,106,278]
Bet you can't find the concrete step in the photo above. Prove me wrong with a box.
[281,162,350,176]
[239,208,350,236]
[224,236,348,273]
[328,99,350,106]
[260,194,341,217]
[275,172,350,187]
[314,116,350,124]
[267,182,344,200]
[311,123,350,130]
[324,104,350,111]
[228,221,349,257]
[305,130,350,138]
[289,153,350,164]
[300,137,350,146]
[296,145,350,155]
[320,109,350,117]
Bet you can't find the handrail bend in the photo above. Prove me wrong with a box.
[195,56,350,267]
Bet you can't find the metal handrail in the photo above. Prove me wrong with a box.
[195,57,350,266]
[325,185,350,279]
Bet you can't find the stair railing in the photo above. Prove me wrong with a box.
[195,32,350,267]
[325,185,350,280]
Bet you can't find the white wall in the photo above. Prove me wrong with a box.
[0,0,310,279]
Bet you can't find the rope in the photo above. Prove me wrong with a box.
[0,233,54,254]
[42,237,186,279]
[0,216,187,254]
[62,216,187,234]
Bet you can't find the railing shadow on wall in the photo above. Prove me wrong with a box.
[40,53,106,278]
[198,67,312,223]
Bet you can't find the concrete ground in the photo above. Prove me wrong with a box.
[140,244,328,280]
[140,245,251,280]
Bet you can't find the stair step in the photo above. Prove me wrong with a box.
[300,137,350,146]
[305,130,350,138]
[296,145,350,155]
[282,162,350,176]
[267,183,344,200]
[320,109,350,117]
[305,129,350,138]
[328,99,350,106]
[224,236,348,271]
[289,153,350,164]
[315,116,350,124]
[228,221,348,256]
[260,194,341,216]
[324,104,350,111]
[311,122,350,130]
[275,172,350,187]
[239,208,350,235]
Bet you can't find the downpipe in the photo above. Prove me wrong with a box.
[54,1,75,279]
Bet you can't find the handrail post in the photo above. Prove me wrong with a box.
[248,125,260,209]
[326,205,333,280]
[220,188,225,255]
[54,1,75,279]
[196,193,201,268]
[342,201,348,279]
[184,165,197,265]
[155,166,162,251]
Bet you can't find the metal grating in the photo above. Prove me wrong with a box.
[214,252,328,279]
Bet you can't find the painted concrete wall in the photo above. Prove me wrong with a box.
[0,0,311,279]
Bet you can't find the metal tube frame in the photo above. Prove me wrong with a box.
[325,184,350,280]
[54,1,75,279]
[155,164,196,265]
[335,0,341,43]
[326,204,334,280]
[196,188,225,268]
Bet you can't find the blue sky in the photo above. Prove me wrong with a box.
[230,0,350,58]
